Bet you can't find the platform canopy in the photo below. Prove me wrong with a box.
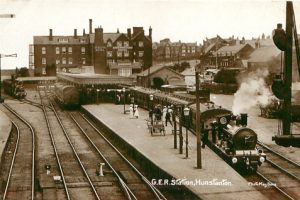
[57,72,135,86]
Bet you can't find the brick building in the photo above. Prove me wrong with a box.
[31,19,152,76]
[153,38,199,62]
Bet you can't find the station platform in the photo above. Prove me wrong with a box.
[0,107,12,166]
[82,104,267,200]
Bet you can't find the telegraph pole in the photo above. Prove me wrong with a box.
[195,67,202,168]
[0,14,16,103]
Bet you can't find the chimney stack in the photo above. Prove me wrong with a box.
[83,28,85,36]
[127,28,131,39]
[74,29,77,38]
[149,26,152,39]
[89,19,92,34]
[49,29,53,41]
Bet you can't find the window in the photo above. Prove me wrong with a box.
[56,47,60,54]
[138,41,144,47]
[62,47,66,54]
[42,47,46,54]
[139,51,144,57]
[56,59,60,65]
[82,58,86,65]
[81,47,85,54]
[79,38,86,43]
[68,47,72,54]
[62,57,66,64]
[124,41,129,47]
[107,41,112,47]
[118,68,132,77]
[124,50,129,57]
[58,38,68,43]
[117,51,122,57]
[42,67,46,75]
[107,51,112,57]
[68,58,73,65]
[42,58,46,65]
[117,41,122,47]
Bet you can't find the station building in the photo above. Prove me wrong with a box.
[30,19,153,77]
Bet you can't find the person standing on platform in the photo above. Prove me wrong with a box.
[162,106,167,123]
[134,105,139,118]
[129,104,133,118]
[168,106,173,122]
[165,109,173,127]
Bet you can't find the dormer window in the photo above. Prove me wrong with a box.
[138,41,144,47]
[117,41,122,47]
[124,41,129,47]
[107,41,112,47]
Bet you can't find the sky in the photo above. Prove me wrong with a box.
[0,0,299,69]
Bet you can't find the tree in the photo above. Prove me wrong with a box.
[16,67,29,77]
[214,69,239,84]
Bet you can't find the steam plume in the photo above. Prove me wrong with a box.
[232,68,276,115]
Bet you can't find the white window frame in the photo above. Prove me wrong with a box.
[62,47,66,54]
[118,68,132,77]
[107,41,112,47]
[81,47,85,54]
[107,51,113,57]
[124,50,129,57]
[68,47,72,54]
[42,47,46,54]
[82,58,86,65]
[56,47,60,54]
[68,58,73,65]
[138,41,144,47]
[56,59,60,65]
[124,41,129,47]
[139,51,144,57]
[42,58,46,65]
[62,57,66,64]
[117,51,122,57]
[117,41,122,47]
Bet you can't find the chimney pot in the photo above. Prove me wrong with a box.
[74,29,77,38]
[89,19,92,34]
[49,29,53,41]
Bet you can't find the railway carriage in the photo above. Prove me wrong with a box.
[54,83,80,108]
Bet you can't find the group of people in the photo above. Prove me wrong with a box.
[149,104,173,126]
[129,104,139,118]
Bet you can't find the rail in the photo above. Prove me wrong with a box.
[37,88,71,200]
[40,87,101,200]
[2,122,20,200]
[2,103,36,200]
[79,113,167,200]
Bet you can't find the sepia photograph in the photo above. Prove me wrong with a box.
[0,0,300,199]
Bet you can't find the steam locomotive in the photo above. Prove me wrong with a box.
[130,87,266,172]
[189,103,266,172]
[3,75,27,99]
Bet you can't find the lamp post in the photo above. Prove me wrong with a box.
[173,104,178,149]
[149,94,153,109]
[122,88,126,114]
[0,53,17,103]
[184,107,190,158]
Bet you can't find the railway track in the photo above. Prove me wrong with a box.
[38,87,100,199]
[42,86,166,199]
[0,103,36,200]
[254,141,300,200]
[69,111,167,200]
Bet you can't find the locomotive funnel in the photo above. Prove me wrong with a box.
[240,113,248,126]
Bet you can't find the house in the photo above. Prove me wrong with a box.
[153,38,199,62]
[136,64,185,88]
[31,19,152,76]
[210,44,254,68]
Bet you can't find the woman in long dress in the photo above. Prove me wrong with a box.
[129,104,133,118]
[134,105,139,118]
